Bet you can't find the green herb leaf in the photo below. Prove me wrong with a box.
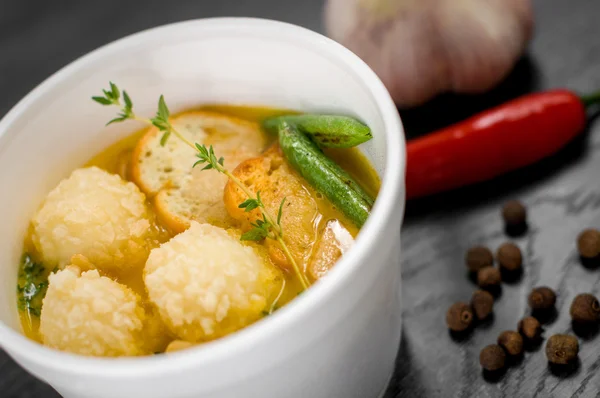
[109,81,120,100]
[277,197,286,226]
[107,116,127,126]
[193,146,209,166]
[240,218,272,241]
[158,95,170,120]
[208,146,217,166]
[151,118,169,132]
[150,95,173,134]
[195,142,207,153]
[240,226,269,241]
[159,132,171,146]
[92,96,112,105]
[192,144,225,172]
[239,198,260,212]
[218,157,225,166]
[17,254,49,317]
[123,90,132,111]
[92,83,137,126]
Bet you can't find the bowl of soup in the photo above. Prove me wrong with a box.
[0,18,405,398]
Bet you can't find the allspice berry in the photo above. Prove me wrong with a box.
[497,242,522,272]
[545,334,579,365]
[480,344,506,371]
[497,331,524,356]
[471,290,494,321]
[570,293,600,323]
[518,316,542,341]
[577,229,600,259]
[477,266,501,289]
[446,302,474,332]
[466,246,494,272]
[502,200,527,227]
[528,287,556,311]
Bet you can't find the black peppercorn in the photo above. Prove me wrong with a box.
[570,293,600,323]
[471,290,494,321]
[477,266,501,289]
[497,330,524,356]
[446,302,474,332]
[480,344,506,371]
[502,200,527,227]
[577,229,600,259]
[466,246,494,272]
[497,242,522,272]
[528,287,556,311]
[545,334,579,365]
[518,316,542,341]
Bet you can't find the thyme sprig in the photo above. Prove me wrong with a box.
[93,84,310,290]
[92,82,135,125]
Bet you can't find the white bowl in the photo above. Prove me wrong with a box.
[0,18,405,398]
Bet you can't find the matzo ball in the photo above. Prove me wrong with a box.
[40,266,146,357]
[144,222,279,342]
[31,167,159,272]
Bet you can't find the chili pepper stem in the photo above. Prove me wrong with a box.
[580,90,600,108]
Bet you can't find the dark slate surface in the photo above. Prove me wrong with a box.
[2,1,600,397]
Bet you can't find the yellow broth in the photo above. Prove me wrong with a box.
[18,105,380,350]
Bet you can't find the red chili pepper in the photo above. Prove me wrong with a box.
[405,89,599,199]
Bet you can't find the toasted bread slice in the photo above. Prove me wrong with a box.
[153,150,244,233]
[132,111,267,233]
[224,144,320,273]
[132,110,267,195]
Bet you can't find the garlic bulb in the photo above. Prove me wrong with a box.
[324,0,533,107]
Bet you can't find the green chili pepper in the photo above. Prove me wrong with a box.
[277,121,374,227]
[264,114,372,148]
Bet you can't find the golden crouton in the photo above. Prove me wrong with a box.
[224,144,321,273]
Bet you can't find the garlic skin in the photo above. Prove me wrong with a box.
[325,0,534,107]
